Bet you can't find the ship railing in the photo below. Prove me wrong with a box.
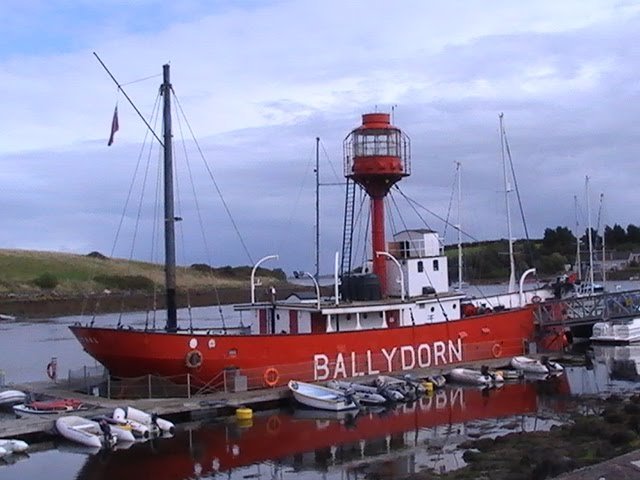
[534,289,640,328]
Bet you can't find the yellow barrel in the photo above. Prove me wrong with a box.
[236,407,253,421]
[237,417,253,428]
[423,381,434,394]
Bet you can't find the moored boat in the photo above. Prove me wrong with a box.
[510,356,549,375]
[0,439,29,454]
[111,409,152,438]
[325,380,387,405]
[447,367,504,386]
[68,66,540,391]
[12,398,85,417]
[115,406,174,435]
[288,380,359,411]
[591,318,640,343]
[55,416,117,449]
[0,390,27,408]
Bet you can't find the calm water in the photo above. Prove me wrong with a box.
[1,286,640,479]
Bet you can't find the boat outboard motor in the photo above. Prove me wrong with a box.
[343,388,360,408]
[99,419,112,447]
[151,413,159,428]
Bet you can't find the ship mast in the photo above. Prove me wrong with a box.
[456,161,463,288]
[574,195,581,280]
[315,136,320,280]
[586,176,595,294]
[500,113,516,293]
[161,64,178,332]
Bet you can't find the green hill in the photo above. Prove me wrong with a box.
[0,249,286,297]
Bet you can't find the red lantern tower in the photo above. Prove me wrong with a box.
[343,113,411,295]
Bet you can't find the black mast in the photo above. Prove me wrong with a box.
[315,136,320,280]
[161,64,178,332]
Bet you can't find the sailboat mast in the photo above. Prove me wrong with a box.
[599,193,606,287]
[162,64,178,332]
[500,113,516,292]
[574,195,581,280]
[586,176,595,294]
[315,137,320,280]
[456,161,463,287]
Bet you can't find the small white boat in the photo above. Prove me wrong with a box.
[55,416,117,449]
[0,390,27,408]
[288,380,359,411]
[425,375,447,388]
[0,439,29,454]
[510,356,549,374]
[591,318,640,343]
[448,368,504,386]
[113,406,174,435]
[112,408,153,438]
[326,381,387,405]
[13,398,85,417]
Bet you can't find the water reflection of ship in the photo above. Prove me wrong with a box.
[564,345,640,395]
[74,383,556,479]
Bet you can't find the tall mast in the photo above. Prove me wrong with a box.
[586,176,595,294]
[574,195,581,280]
[500,113,516,293]
[456,161,463,288]
[599,193,606,287]
[315,137,320,280]
[162,64,178,332]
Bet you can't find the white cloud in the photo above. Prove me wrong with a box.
[0,0,639,273]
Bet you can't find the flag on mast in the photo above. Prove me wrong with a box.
[107,105,119,146]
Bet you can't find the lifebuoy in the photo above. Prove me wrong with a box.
[185,350,203,369]
[531,295,542,304]
[491,343,502,358]
[46,361,57,380]
[264,367,279,387]
[266,415,281,434]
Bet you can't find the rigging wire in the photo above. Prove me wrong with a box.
[320,141,342,184]
[89,93,162,326]
[442,165,459,240]
[170,118,196,333]
[275,141,315,261]
[171,89,254,265]
[173,99,228,331]
[501,119,535,269]
[394,186,479,242]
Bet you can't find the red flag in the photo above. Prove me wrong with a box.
[107,105,119,146]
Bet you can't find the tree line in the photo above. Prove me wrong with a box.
[446,223,640,281]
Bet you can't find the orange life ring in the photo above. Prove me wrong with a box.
[264,367,279,387]
[491,343,502,358]
[531,295,542,304]
[185,350,203,369]
[46,361,57,380]
[266,415,281,434]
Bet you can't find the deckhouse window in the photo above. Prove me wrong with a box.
[417,261,424,273]
[433,259,439,271]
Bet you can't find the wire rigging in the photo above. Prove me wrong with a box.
[171,89,254,265]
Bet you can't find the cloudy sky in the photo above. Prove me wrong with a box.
[1,0,638,275]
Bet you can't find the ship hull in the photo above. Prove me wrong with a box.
[70,306,535,388]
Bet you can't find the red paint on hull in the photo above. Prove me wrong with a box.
[70,307,535,387]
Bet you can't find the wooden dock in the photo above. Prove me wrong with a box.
[0,356,539,441]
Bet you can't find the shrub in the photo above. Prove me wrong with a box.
[33,272,59,289]
[190,263,214,274]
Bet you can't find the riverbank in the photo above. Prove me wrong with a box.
[409,394,640,480]
[0,285,313,319]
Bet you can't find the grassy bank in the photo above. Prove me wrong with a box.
[0,248,284,298]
